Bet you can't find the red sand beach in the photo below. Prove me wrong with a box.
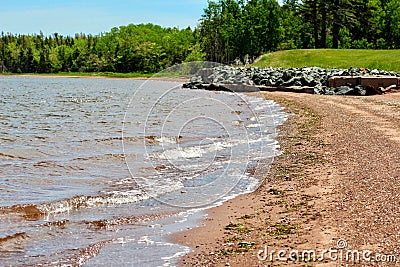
[174,92,400,266]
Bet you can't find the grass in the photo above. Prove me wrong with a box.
[1,71,154,79]
[270,223,300,236]
[224,222,252,234]
[253,49,400,72]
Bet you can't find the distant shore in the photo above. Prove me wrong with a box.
[0,71,151,78]
[0,72,189,82]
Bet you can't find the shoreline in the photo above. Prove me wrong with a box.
[0,73,189,82]
[172,91,337,266]
[173,92,400,266]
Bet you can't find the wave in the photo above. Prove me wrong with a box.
[77,135,180,144]
[0,149,51,160]
[20,239,113,267]
[33,160,86,170]
[0,152,28,160]
[84,214,166,230]
[0,232,27,245]
[0,191,148,219]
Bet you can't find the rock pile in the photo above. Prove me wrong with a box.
[183,66,400,95]
[183,66,258,92]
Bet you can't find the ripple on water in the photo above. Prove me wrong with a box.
[0,76,286,266]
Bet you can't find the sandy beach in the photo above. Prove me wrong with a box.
[173,92,400,266]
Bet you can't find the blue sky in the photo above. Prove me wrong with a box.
[0,0,208,35]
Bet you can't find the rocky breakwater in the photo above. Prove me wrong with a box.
[183,66,259,93]
[183,66,400,96]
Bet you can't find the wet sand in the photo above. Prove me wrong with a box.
[173,92,400,266]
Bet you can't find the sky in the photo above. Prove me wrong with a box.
[0,0,208,36]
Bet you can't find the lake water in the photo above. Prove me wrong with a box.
[0,76,286,266]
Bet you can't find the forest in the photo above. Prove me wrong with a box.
[1,0,400,73]
[0,24,201,73]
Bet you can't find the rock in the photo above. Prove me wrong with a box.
[301,75,317,87]
[313,86,326,95]
[183,66,399,96]
[370,69,380,75]
[335,86,357,95]
[355,85,367,96]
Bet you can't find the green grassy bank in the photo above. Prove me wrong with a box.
[253,49,400,72]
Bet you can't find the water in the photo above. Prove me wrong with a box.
[0,76,286,266]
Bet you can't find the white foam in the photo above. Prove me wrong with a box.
[152,140,231,161]
[161,248,191,267]
[155,136,178,145]
[37,191,150,216]
[137,236,155,245]
[246,123,263,128]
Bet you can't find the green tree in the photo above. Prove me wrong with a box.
[184,43,206,62]
[299,0,319,48]
[380,0,400,48]
[199,0,281,64]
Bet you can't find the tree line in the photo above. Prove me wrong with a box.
[1,0,400,73]
[0,24,202,73]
